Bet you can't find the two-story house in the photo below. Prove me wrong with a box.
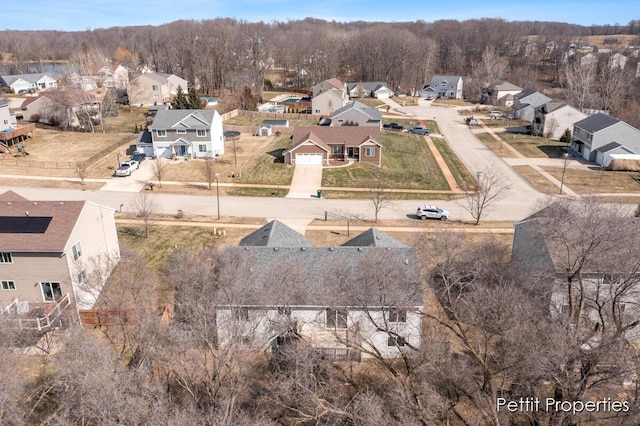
[136,109,224,158]
[21,89,101,129]
[329,101,382,128]
[311,78,349,115]
[177,220,423,360]
[419,76,463,99]
[0,191,120,330]
[128,72,188,106]
[570,113,640,163]
[284,126,382,166]
[512,89,552,122]
[95,64,129,90]
[532,100,587,140]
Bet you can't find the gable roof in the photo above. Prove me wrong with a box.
[149,109,218,130]
[574,113,620,133]
[347,82,391,93]
[41,89,97,107]
[330,101,382,121]
[0,191,85,252]
[240,220,311,247]
[1,73,55,85]
[486,80,522,91]
[430,75,462,86]
[289,126,381,152]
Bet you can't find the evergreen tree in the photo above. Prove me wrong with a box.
[187,87,204,109]
[171,86,190,109]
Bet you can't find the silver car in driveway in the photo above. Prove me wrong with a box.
[416,205,450,220]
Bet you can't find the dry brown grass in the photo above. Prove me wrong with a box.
[474,133,519,158]
[0,176,104,190]
[512,165,562,195]
[541,167,640,194]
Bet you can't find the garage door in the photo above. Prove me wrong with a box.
[295,153,323,165]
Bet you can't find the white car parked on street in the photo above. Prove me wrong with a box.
[416,205,450,220]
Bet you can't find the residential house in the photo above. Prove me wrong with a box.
[0,100,17,131]
[68,72,98,92]
[512,89,552,122]
[128,72,188,106]
[189,220,423,360]
[21,90,101,129]
[570,113,640,163]
[284,126,382,166]
[0,190,120,330]
[347,82,394,99]
[311,78,349,115]
[95,64,129,90]
[532,100,587,140]
[419,76,463,99]
[136,109,224,158]
[480,80,522,106]
[0,73,57,93]
[510,204,640,342]
[329,101,382,128]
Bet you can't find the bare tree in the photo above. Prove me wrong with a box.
[458,164,511,225]
[563,58,597,112]
[202,157,216,190]
[368,172,393,223]
[132,192,158,238]
[76,163,87,185]
[151,155,167,188]
[598,55,634,113]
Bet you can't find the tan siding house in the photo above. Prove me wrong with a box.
[0,191,120,319]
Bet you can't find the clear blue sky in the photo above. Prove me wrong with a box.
[4,0,639,31]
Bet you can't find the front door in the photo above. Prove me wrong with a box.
[348,147,355,158]
[179,145,187,156]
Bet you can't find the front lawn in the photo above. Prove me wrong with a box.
[322,132,448,190]
[541,167,640,194]
[496,132,569,158]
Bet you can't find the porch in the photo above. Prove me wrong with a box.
[2,293,72,332]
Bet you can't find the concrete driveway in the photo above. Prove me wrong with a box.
[285,165,323,199]
[100,158,156,193]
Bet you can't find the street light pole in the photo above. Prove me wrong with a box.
[559,152,569,194]
[214,173,220,220]
[475,170,482,189]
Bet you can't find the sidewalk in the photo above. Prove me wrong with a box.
[477,120,578,197]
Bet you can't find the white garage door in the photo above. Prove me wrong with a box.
[295,153,323,165]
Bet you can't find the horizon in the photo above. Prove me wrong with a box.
[3,0,640,32]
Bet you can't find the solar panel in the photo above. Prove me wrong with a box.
[0,216,53,233]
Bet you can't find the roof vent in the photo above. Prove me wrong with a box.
[274,247,279,251]
[6,201,11,205]
[358,247,363,251]
[33,202,38,205]
[25,211,29,216]
[329,247,335,251]
[404,259,409,265]
[301,247,307,251]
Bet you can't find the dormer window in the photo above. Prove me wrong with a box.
[157,129,167,137]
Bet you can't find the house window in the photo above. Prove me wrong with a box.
[0,252,12,263]
[1,280,16,290]
[72,242,82,261]
[315,109,320,113]
[232,306,249,321]
[40,282,62,302]
[177,129,186,134]
[156,129,167,137]
[326,308,347,329]
[77,270,87,284]
[332,146,344,155]
[198,144,207,152]
[364,147,376,157]
[387,336,406,347]
[152,85,159,91]
[197,129,206,137]
[388,308,407,323]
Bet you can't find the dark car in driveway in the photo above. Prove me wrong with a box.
[130,152,146,163]
[383,122,404,131]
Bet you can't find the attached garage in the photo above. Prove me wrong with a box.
[295,153,323,165]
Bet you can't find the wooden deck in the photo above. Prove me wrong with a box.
[0,123,36,146]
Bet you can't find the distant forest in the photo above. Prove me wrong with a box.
[2,18,640,125]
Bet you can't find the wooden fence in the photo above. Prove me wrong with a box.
[79,306,169,327]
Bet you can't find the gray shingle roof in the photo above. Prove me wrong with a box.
[149,109,217,130]
[330,101,382,121]
[574,113,620,133]
[341,228,406,248]
[240,220,311,247]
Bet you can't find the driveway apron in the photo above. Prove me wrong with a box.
[286,165,323,199]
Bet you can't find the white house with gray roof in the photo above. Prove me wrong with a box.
[481,80,522,106]
[197,220,424,360]
[136,109,224,158]
[512,89,552,122]
[532,100,587,140]
[570,113,640,163]
[419,76,463,99]
[347,82,394,99]
[127,72,188,106]
[0,73,57,93]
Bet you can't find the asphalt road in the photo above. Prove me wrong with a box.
[0,101,552,223]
